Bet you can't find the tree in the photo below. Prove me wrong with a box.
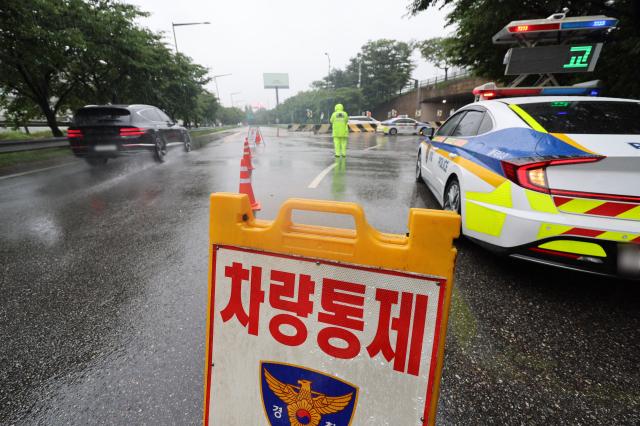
[193,92,220,127]
[218,107,244,125]
[0,0,211,135]
[0,93,41,132]
[347,39,415,107]
[418,37,457,80]
[0,0,150,136]
[276,87,364,124]
[311,68,358,90]
[408,0,640,98]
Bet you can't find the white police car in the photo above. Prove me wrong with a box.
[377,117,432,136]
[416,84,640,278]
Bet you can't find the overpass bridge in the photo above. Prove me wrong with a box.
[371,71,487,124]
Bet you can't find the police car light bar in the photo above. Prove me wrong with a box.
[493,15,618,44]
[472,82,601,100]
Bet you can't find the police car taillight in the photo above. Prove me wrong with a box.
[501,157,604,193]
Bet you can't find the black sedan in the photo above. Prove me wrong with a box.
[67,104,192,165]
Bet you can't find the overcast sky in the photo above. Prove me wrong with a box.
[125,0,453,109]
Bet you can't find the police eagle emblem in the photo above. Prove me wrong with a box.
[261,363,357,426]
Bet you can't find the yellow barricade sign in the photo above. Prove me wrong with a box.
[204,193,460,426]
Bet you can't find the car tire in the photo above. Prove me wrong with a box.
[85,157,107,166]
[154,134,166,163]
[443,177,461,214]
[415,151,424,183]
[184,132,192,152]
[389,128,398,135]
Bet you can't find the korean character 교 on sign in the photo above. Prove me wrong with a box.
[268,270,315,346]
[317,278,366,359]
[366,289,429,376]
[219,262,264,335]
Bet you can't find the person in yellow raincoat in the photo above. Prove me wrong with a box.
[329,103,349,157]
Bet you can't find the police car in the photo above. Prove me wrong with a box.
[377,117,432,136]
[416,84,640,278]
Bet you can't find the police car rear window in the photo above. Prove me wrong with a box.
[516,101,640,134]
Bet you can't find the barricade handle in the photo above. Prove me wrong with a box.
[274,198,368,237]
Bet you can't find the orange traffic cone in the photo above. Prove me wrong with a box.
[243,137,254,170]
[238,157,261,211]
[255,128,262,145]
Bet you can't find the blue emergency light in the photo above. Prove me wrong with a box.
[561,19,617,30]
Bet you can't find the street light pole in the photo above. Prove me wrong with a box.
[357,55,362,89]
[171,21,211,54]
[230,92,241,107]
[324,52,331,89]
[212,73,232,101]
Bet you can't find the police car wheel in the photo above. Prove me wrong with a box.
[443,178,461,214]
[415,153,423,183]
[389,128,397,135]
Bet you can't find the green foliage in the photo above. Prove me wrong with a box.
[0,147,71,168]
[409,0,640,98]
[193,92,220,127]
[311,40,414,108]
[0,0,214,135]
[0,130,53,140]
[251,108,276,125]
[275,87,364,124]
[257,38,414,122]
[418,37,457,77]
[352,39,415,106]
[217,107,244,125]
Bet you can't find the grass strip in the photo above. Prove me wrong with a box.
[0,147,72,168]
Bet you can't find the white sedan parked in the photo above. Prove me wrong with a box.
[377,117,432,136]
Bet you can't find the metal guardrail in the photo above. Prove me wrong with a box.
[0,127,235,154]
[399,69,473,95]
[0,137,68,153]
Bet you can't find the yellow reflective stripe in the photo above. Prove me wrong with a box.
[617,205,640,220]
[348,124,361,132]
[539,240,606,257]
[509,104,547,133]
[558,198,604,214]
[526,190,558,213]
[465,202,507,236]
[597,231,639,243]
[537,223,573,239]
[452,156,506,188]
[362,123,374,132]
[466,181,512,208]
[550,133,599,155]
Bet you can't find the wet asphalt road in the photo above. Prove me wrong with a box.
[1,128,639,425]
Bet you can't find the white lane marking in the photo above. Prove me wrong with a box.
[307,163,337,189]
[364,144,382,151]
[0,162,76,181]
